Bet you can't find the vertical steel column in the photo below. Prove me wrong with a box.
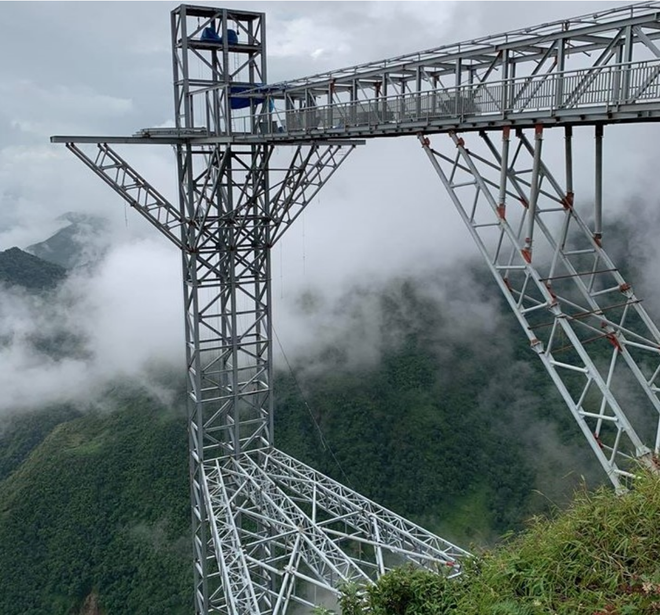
[180,144,211,612]
[171,8,210,611]
[171,8,273,612]
[523,125,544,263]
[594,124,604,243]
[496,126,510,221]
[564,125,574,206]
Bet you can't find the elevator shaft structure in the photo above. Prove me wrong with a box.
[51,2,660,614]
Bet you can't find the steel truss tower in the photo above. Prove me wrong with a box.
[52,2,660,613]
[55,5,467,614]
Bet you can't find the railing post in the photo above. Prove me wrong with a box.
[554,71,564,111]
[612,63,622,106]
[500,49,510,114]
[508,61,517,112]
[350,80,357,126]
[555,38,565,111]
[622,25,634,102]
[415,67,422,120]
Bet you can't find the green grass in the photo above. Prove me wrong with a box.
[456,468,660,614]
[339,468,660,614]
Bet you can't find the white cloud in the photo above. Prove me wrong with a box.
[269,16,351,62]
[0,238,183,414]
[0,141,178,251]
[0,81,133,143]
[70,238,184,376]
[1,0,660,416]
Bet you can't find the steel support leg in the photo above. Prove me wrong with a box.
[420,129,660,491]
[202,449,467,614]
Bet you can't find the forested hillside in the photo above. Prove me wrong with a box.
[273,271,604,545]
[0,229,630,614]
[0,387,192,615]
[0,246,66,291]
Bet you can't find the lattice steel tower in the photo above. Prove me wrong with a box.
[53,2,660,613]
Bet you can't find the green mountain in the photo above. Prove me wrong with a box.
[0,246,89,361]
[0,385,192,615]
[0,246,66,291]
[26,213,109,270]
[0,217,646,613]
[0,404,82,482]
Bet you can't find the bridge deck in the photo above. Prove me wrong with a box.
[236,59,660,142]
[53,1,660,147]
[215,2,660,143]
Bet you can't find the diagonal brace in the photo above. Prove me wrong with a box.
[269,143,358,245]
[66,142,185,249]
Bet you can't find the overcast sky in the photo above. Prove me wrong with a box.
[3,0,660,411]
[0,1,645,254]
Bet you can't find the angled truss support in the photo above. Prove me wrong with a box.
[62,135,421,613]
[202,449,468,614]
[269,143,355,244]
[420,126,660,491]
[65,142,185,249]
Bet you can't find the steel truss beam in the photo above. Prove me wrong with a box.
[202,449,467,614]
[229,3,660,141]
[420,125,660,491]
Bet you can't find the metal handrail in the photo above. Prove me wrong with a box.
[255,59,660,136]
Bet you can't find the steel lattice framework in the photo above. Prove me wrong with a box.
[51,2,660,613]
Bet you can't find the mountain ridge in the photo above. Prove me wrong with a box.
[0,246,66,291]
